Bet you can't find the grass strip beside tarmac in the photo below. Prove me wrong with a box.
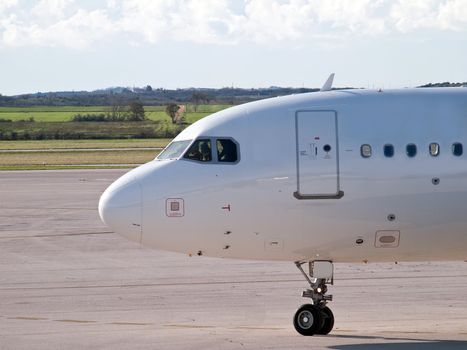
[0,139,171,150]
[0,138,173,170]
[0,149,160,170]
[0,165,136,171]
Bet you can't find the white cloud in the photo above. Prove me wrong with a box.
[390,0,440,32]
[0,0,466,49]
[107,0,119,10]
[2,8,115,49]
[32,0,75,20]
[313,0,387,35]
[118,0,175,43]
[170,0,240,44]
[438,0,467,31]
[391,0,467,32]
[0,0,17,14]
[239,0,314,43]
[118,0,239,45]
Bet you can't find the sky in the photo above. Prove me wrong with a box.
[1,0,467,95]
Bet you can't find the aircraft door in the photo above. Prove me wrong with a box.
[294,110,343,199]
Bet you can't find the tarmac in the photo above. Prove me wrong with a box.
[1,169,467,349]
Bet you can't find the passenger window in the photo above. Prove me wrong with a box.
[217,139,238,163]
[384,144,394,158]
[453,142,463,156]
[406,144,417,158]
[183,139,212,162]
[429,143,440,157]
[361,144,372,158]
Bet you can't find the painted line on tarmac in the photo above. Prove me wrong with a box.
[0,231,113,239]
[2,274,467,291]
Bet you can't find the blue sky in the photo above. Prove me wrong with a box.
[1,0,467,95]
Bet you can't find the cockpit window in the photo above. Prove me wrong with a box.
[217,139,238,163]
[183,139,212,162]
[157,140,192,160]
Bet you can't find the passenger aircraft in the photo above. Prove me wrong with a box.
[99,75,467,336]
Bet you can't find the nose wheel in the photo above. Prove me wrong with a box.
[293,261,335,336]
[293,304,334,336]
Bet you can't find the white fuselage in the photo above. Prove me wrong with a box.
[99,88,467,263]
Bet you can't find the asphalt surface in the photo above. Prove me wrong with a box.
[1,169,467,349]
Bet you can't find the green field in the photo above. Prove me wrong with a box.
[0,149,158,168]
[0,106,111,122]
[0,104,230,122]
[0,139,171,150]
[0,120,186,140]
[0,139,172,170]
[0,103,231,169]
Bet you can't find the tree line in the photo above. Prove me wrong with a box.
[0,87,320,107]
[71,101,186,124]
[72,101,146,122]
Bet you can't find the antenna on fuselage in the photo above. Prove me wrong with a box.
[320,73,335,92]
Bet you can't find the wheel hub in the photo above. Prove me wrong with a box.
[298,310,313,329]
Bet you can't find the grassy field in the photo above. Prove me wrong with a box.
[0,138,171,170]
[0,104,230,122]
[0,106,112,122]
[0,103,232,169]
[0,121,185,140]
[0,139,170,150]
[0,149,157,167]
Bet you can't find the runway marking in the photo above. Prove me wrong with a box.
[8,316,152,326]
[382,330,437,334]
[163,324,285,331]
[2,274,467,291]
[163,324,216,329]
[55,319,97,323]
[109,322,153,326]
[232,326,285,330]
[0,231,113,239]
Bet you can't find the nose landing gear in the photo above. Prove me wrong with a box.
[293,261,335,336]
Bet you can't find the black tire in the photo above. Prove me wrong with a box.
[316,306,334,335]
[293,304,323,336]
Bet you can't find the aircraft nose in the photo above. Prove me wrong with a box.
[98,178,142,244]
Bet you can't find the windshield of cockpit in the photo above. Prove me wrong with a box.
[157,137,239,163]
[156,140,192,160]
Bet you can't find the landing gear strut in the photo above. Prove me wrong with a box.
[293,261,335,336]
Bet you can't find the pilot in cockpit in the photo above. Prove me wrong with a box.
[218,139,237,162]
[199,142,211,161]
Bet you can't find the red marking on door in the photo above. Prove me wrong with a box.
[222,204,231,212]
